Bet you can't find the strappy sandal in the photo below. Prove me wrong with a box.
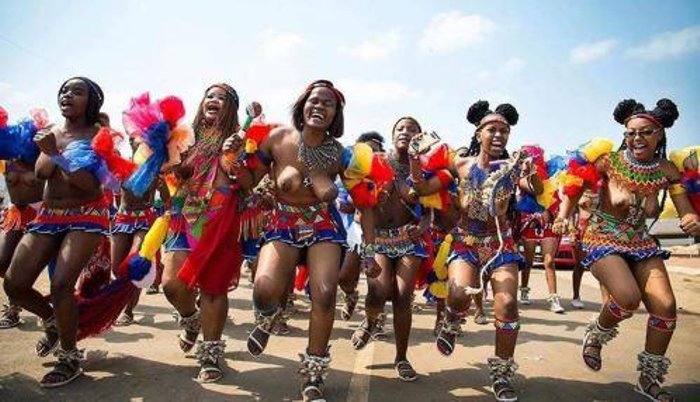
[395,360,418,382]
[351,319,374,350]
[195,340,226,383]
[582,319,618,372]
[340,290,359,321]
[247,309,279,357]
[176,311,201,353]
[634,352,674,402]
[299,349,331,402]
[374,313,388,340]
[488,357,519,402]
[114,313,135,327]
[39,348,84,389]
[35,317,59,357]
[0,303,22,329]
[435,318,461,357]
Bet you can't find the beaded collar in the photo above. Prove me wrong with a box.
[605,150,669,196]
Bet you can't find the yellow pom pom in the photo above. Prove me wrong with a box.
[245,139,258,154]
[429,281,448,299]
[0,160,5,175]
[558,172,584,188]
[344,143,373,181]
[580,137,614,162]
[139,215,171,259]
[433,234,453,280]
[536,178,558,209]
[419,193,444,210]
[669,146,699,173]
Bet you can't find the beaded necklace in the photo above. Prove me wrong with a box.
[606,150,668,196]
[297,132,343,173]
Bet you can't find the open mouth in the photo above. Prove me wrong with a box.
[309,110,326,122]
[204,103,221,118]
[59,98,73,109]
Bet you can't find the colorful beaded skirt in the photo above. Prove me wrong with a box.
[581,210,669,268]
[111,206,156,235]
[263,202,346,248]
[27,199,110,236]
[374,224,429,259]
[447,228,524,274]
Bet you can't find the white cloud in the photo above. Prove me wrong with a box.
[419,11,496,53]
[626,25,700,61]
[569,39,618,63]
[260,29,310,60]
[340,31,401,61]
[336,79,420,105]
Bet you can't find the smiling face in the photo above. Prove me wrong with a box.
[302,87,337,132]
[58,79,89,120]
[477,120,511,158]
[392,118,421,151]
[202,86,230,126]
[624,117,663,162]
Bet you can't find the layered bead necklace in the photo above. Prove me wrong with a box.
[606,150,668,196]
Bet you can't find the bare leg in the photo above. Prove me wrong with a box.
[490,264,520,359]
[572,243,585,301]
[436,259,477,356]
[392,255,421,362]
[112,232,144,323]
[353,254,393,349]
[247,241,299,356]
[541,237,564,313]
[541,237,559,294]
[306,242,341,356]
[162,250,199,352]
[339,249,361,294]
[0,229,25,328]
[162,251,197,316]
[50,232,103,351]
[583,255,641,371]
[633,258,676,401]
[200,293,228,341]
[489,264,520,402]
[4,233,61,320]
[520,240,535,288]
[520,240,536,305]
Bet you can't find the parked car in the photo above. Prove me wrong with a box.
[554,235,576,268]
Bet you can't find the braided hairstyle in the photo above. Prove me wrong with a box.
[613,98,680,229]
[192,83,240,139]
[464,100,519,159]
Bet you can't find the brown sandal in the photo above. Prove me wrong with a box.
[351,319,374,350]
[35,317,59,357]
[39,348,84,388]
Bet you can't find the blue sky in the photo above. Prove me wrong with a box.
[1,0,699,156]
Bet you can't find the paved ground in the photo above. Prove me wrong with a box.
[1,261,700,401]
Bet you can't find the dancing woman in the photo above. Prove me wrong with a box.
[240,80,379,402]
[111,169,169,326]
[3,77,114,387]
[413,100,542,401]
[0,108,45,329]
[554,99,700,402]
[159,83,248,382]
